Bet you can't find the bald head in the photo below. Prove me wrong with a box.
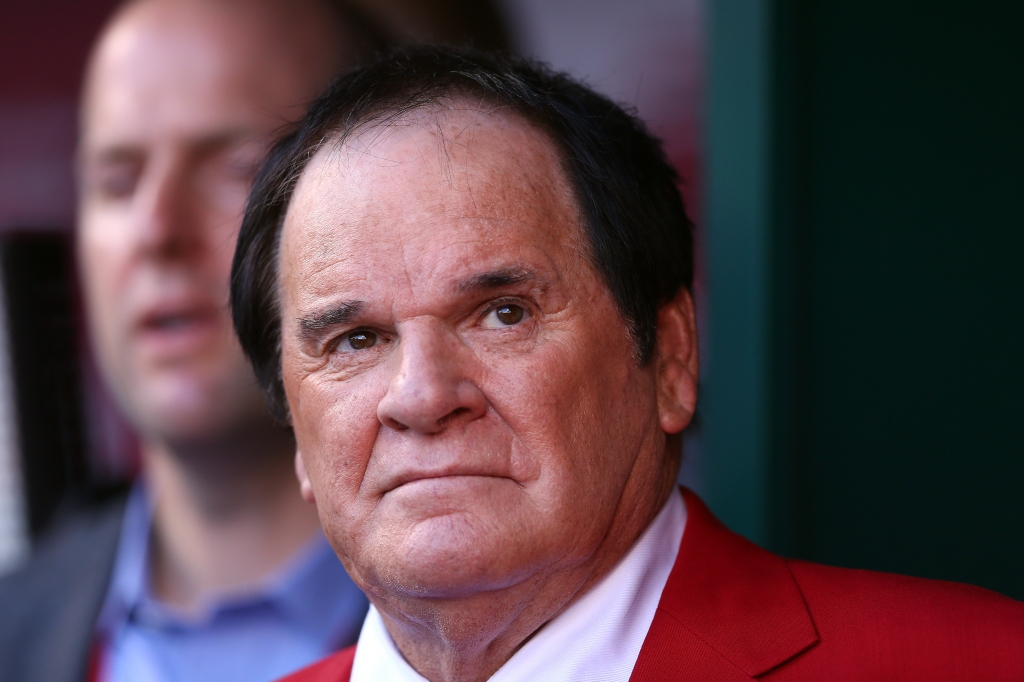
[82,0,355,144]
[76,0,360,444]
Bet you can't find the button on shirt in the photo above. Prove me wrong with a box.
[93,485,368,682]
[350,488,687,682]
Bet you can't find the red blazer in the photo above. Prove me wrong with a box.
[281,489,1024,681]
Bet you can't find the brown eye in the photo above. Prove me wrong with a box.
[495,304,524,326]
[344,330,377,350]
[495,303,524,325]
[481,303,530,330]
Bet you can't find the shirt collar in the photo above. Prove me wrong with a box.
[95,481,362,645]
[95,483,154,634]
[350,488,687,682]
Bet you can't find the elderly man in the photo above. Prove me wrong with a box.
[230,48,1024,682]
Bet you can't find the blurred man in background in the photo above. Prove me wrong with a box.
[0,1,506,682]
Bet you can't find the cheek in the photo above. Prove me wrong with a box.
[291,369,386,507]
[492,324,655,495]
[78,219,133,331]
[80,218,123,289]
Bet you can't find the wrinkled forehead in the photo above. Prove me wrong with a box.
[279,103,591,304]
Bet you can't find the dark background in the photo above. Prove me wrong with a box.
[707,0,1023,599]
[0,0,127,566]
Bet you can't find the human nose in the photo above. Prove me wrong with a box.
[377,324,487,434]
[134,158,202,259]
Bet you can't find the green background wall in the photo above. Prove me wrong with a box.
[705,0,1024,599]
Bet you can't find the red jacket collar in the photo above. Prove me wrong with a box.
[284,488,819,682]
[632,489,818,679]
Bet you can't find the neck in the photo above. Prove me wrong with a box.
[377,440,681,682]
[142,422,322,611]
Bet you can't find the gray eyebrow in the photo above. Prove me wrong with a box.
[296,300,365,342]
[454,267,538,295]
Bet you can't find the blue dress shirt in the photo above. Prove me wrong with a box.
[93,485,368,682]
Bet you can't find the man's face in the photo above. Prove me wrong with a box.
[77,0,342,442]
[279,108,675,598]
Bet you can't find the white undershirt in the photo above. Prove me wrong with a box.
[350,488,686,682]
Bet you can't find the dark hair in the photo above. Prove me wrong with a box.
[231,46,693,422]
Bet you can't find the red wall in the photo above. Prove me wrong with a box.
[0,1,121,231]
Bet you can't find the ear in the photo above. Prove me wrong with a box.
[295,450,316,504]
[655,288,699,434]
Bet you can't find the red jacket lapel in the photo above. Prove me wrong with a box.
[287,489,818,682]
[630,489,818,681]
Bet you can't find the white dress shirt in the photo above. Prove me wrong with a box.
[350,488,687,682]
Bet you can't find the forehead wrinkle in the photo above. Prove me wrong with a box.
[285,103,588,316]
